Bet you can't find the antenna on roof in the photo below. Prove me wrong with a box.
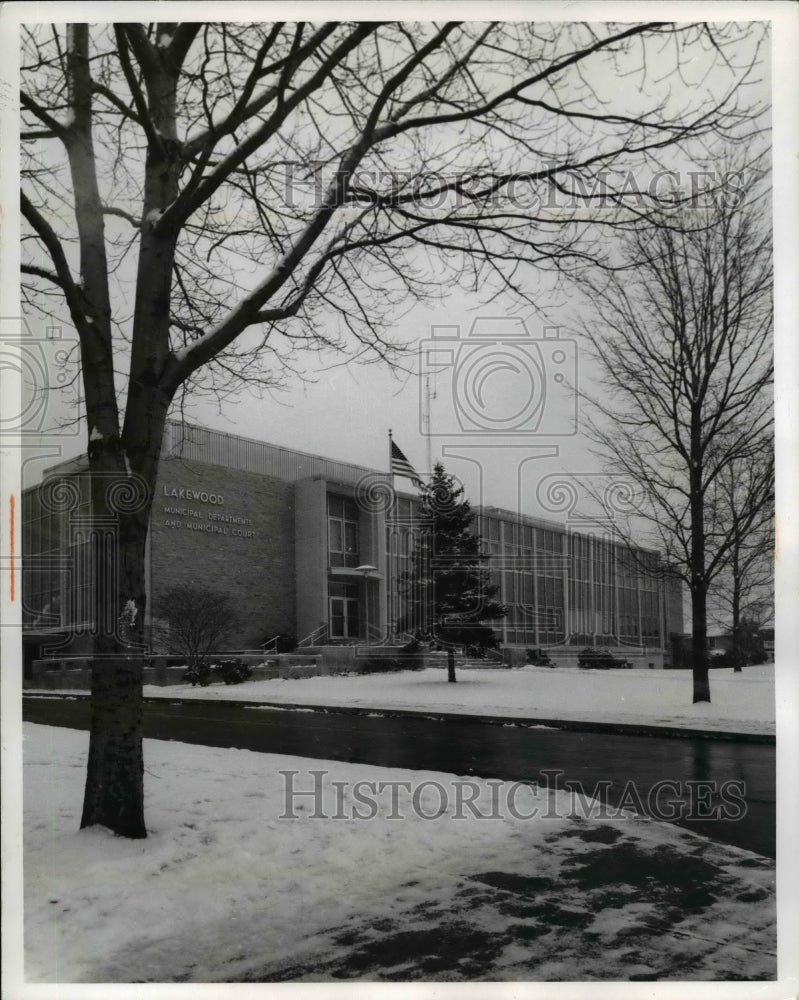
[424,374,434,473]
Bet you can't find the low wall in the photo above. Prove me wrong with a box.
[316,645,426,676]
[25,657,280,690]
[24,646,665,690]
[25,667,92,690]
[540,648,665,670]
[501,647,528,668]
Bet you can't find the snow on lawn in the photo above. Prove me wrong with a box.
[138,664,776,736]
[24,723,776,983]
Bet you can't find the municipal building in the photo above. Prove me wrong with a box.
[22,421,683,673]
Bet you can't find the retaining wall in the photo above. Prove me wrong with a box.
[25,657,280,690]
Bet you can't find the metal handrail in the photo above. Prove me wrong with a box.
[392,630,418,646]
[364,622,385,643]
[297,623,329,648]
[260,634,282,654]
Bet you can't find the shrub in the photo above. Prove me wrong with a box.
[155,585,239,674]
[212,658,253,684]
[184,661,213,686]
[357,653,424,674]
[578,647,633,670]
[713,648,768,668]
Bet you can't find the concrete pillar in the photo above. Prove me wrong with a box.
[295,478,329,642]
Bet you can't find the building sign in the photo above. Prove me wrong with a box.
[160,485,255,539]
[162,485,224,504]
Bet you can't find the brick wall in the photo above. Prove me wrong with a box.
[148,456,296,651]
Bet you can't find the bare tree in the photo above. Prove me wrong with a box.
[576,174,773,703]
[155,586,240,681]
[20,20,767,835]
[708,446,774,669]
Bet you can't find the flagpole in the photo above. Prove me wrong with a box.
[424,375,433,477]
[388,428,393,479]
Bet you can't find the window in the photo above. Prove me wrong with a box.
[328,495,360,568]
[22,492,64,629]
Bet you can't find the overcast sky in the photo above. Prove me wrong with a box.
[24,277,608,522]
[10,8,784,550]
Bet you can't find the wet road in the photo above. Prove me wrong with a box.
[23,694,775,857]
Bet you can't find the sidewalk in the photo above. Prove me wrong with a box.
[246,825,776,983]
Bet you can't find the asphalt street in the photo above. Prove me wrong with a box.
[23,694,775,857]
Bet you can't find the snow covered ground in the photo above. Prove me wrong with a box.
[22,722,776,983]
[131,663,777,736]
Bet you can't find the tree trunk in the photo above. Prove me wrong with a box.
[689,421,711,704]
[80,657,146,837]
[691,586,711,703]
[80,450,154,838]
[447,647,457,683]
[731,555,743,672]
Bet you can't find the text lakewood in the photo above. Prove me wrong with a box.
[162,485,224,505]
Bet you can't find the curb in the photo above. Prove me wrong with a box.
[22,692,775,744]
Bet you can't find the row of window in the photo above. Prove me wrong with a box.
[23,539,94,629]
[385,506,663,644]
[24,490,664,642]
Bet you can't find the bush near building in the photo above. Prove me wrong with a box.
[578,647,633,670]
[526,648,554,667]
[183,658,254,685]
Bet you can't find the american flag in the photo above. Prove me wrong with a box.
[390,439,422,488]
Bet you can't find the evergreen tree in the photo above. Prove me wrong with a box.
[402,464,507,682]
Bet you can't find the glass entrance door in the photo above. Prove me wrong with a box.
[329,596,361,640]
